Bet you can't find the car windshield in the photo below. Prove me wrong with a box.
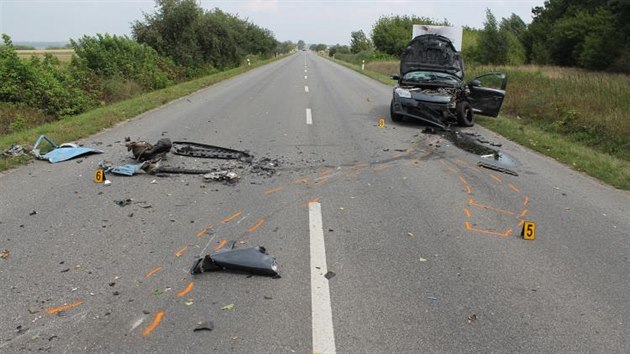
[402,71,460,84]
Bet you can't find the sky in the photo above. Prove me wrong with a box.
[0,0,544,45]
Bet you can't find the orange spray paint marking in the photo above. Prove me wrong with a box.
[409,158,420,166]
[314,175,330,183]
[293,177,309,185]
[47,301,83,315]
[221,211,242,224]
[264,186,284,195]
[439,160,447,167]
[146,267,161,278]
[459,176,469,186]
[372,163,392,172]
[524,196,529,206]
[142,310,165,337]
[246,219,265,233]
[447,166,457,174]
[301,196,321,208]
[465,222,512,237]
[195,224,213,238]
[465,185,472,194]
[464,208,471,218]
[175,246,188,257]
[214,239,227,251]
[468,199,515,216]
[517,219,525,227]
[508,183,520,193]
[319,168,334,177]
[520,209,529,218]
[489,174,502,184]
[351,162,369,170]
[177,282,194,298]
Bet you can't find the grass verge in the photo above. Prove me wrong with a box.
[0,55,287,173]
[326,56,630,190]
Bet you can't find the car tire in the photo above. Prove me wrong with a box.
[390,100,403,122]
[456,101,475,127]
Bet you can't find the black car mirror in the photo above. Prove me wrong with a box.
[469,79,481,87]
[391,74,400,81]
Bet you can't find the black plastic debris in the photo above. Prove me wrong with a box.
[126,138,172,161]
[114,199,132,207]
[193,321,214,333]
[191,246,279,277]
[141,160,215,175]
[324,271,336,279]
[477,161,519,176]
[172,141,252,162]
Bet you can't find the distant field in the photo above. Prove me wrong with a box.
[16,49,74,62]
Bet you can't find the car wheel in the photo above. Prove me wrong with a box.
[390,100,403,122]
[456,101,475,127]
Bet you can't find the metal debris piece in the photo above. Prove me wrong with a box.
[203,171,240,183]
[0,144,25,158]
[114,199,132,207]
[477,161,519,176]
[468,314,478,323]
[140,159,215,175]
[172,141,252,162]
[31,135,102,163]
[126,138,172,161]
[1,249,9,259]
[193,321,214,332]
[191,246,279,276]
[221,304,234,311]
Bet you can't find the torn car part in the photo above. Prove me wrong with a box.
[203,171,239,183]
[172,141,252,162]
[477,161,519,176]
[190,246,279,276]
[99,161,147,176]
[0,144,25,158]
[140,160,216,175]
[126,138,172,161]
[31,135,102,163]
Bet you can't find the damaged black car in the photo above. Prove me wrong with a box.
[390,34,507,128]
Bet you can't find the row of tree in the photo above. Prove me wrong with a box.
[333,1,630,72]
[1,0,293,130]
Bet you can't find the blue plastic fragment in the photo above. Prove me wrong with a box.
[109,163,144,176]
[32,135,102,163]
[43,147,103,163]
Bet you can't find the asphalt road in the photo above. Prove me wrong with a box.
[1,52,628,353]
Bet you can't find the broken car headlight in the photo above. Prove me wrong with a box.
[394,88,412,99]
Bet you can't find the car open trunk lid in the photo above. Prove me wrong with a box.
[400,34,464,80]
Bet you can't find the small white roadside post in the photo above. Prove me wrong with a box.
[361,60,365,71]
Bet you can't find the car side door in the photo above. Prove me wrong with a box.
[468,73,507,117]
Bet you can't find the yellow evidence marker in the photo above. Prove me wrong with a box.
[522,221,536,240]
[378,118,385,128]
[94,168,105,183]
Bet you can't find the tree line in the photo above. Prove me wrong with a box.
[0,0,294,129]
[333,0,630,73]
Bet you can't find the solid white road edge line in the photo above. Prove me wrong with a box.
[305,75,308,80]
[306,108,313,125]
[309,202,336,354]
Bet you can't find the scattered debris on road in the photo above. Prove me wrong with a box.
[172,141,252,162]
[126,138,172,161]
[193,321,214,332]
[324,271,336,279]
[191,245,279,277]
[0,144,25,158]
[221,304,234,311]
[203,171,239,184]
[467,313,478,323]
[114,199,132,207]
[477,161,519,176]
[1,248,9,259]
[31,135,102,163]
